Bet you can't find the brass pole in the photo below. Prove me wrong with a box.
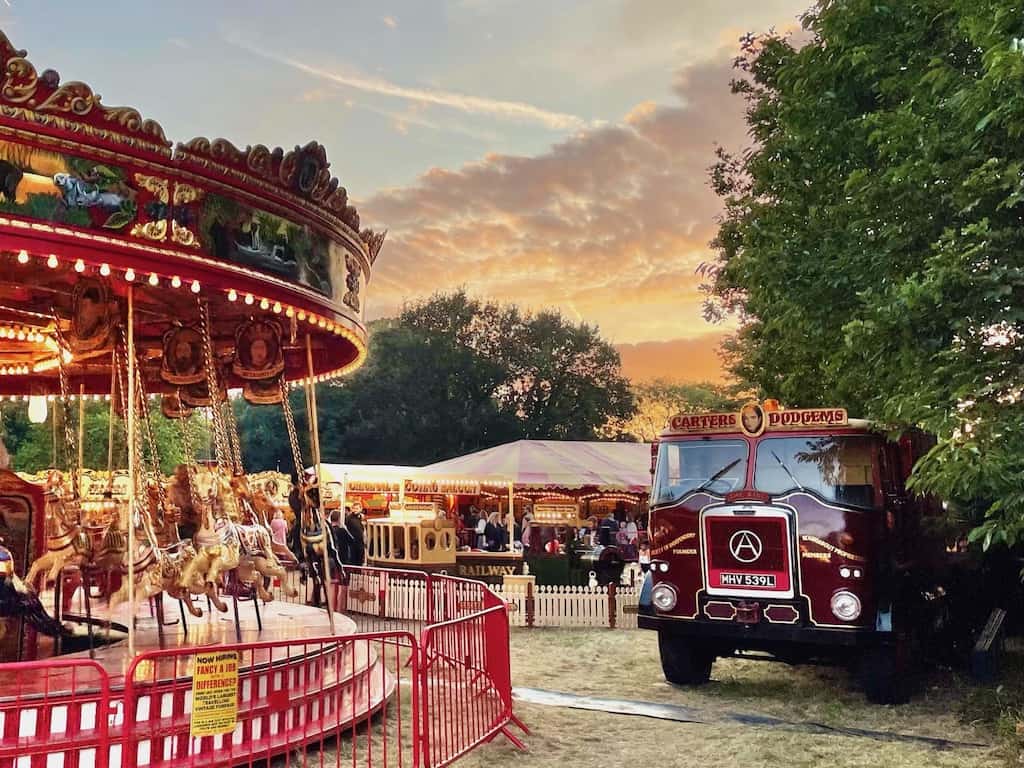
[50,399,56,469]
[77,383,84,490]
[106,363,116,475]
[126,285,136,657]
[507,481,515,553]
[305,334,335,633]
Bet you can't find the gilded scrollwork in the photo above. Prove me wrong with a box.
[2,58,36,103]
[130,219,168,241]
[134,173,170,204]
[172,182,202,206]
[35,80,94,116]
[359,229,387,264]
[343,254,361,313]
[0,30,167,144]
[171,220,199,248]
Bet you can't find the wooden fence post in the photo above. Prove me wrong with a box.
[608,583,617,629]
[526,582,535,628]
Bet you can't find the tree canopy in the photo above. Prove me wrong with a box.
[2,399,209,476]
[706,0,1024,544]
[235,292,637,469]
[607,380,739,442]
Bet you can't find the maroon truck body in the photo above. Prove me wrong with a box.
[638,404,962,701]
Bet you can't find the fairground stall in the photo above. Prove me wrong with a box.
[319,464,523,583]
[322,440,651,585]
[0,27,508,768]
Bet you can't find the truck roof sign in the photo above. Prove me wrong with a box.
[663,405,849,438]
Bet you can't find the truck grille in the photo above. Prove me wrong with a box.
[703,508,794,598]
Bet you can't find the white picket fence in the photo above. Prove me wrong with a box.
[494,584,639,629]
[271,568,641,629]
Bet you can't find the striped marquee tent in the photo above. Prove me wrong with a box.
[424,440,653,493]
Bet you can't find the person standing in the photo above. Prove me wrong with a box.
[270,508,288,547]
[475,511,488,550]
[346,511,365,566]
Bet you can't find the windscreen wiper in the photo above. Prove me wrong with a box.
[693,458,742,495]
[771,450,805,492]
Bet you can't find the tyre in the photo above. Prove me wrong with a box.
[859,645,911,704]
[658,630,713,685]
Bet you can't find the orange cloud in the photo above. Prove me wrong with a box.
[362,46,748,349]
[616,333,732,384]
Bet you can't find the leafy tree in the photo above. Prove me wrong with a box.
[705,1,1024,544]
[401,291,635,442]
[1,399,208,475]
[609,381,740,442]
[234,293,637,468]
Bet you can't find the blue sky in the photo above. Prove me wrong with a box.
[0,0,810,377]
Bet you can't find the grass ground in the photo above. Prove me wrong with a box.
[453,628,1011,768]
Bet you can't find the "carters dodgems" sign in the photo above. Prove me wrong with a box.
[664,405,848,438]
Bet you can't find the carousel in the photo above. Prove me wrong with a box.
[0,29,392,763]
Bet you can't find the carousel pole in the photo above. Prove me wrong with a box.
[126,285,136,657]
[305,334,336,633]
[507,481,515,552]
[106,364,116,476]
[77,383,84,489]
[339,473,348,528]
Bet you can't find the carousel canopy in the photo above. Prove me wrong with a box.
[0,30,385,398]
[422,440,653,493]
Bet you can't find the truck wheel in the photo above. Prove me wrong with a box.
[658,631,713,685]
[859,646,911,705]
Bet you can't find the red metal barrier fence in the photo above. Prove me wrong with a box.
[0,658,111,768]
[0,567,524,768]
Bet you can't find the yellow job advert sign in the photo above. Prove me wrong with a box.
[190,650,240,737]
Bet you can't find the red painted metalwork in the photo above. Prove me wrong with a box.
[0,658,111,768]
[0,30,388,395]
[121,631,412,768]
[0,568,525,767]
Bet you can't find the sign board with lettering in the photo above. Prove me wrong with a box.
[190,650,240,737]
[663,406,849,438]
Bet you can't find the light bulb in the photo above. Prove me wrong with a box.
[171,275,182,288]
[228,289,238,302]
[99,263,111,276]
[272,302,282,314]
[244,294,254,305]
[16,250,28,264]
[74,259,85,273]
[285,306,294,318]
[46,254,58,269]
[148,272,159,286]
[27,395,47,424]
[190,280,201,293]
[259,298,270,310]
[124,268,136,282]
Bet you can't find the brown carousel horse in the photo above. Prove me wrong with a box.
[228,474,297,601]
[177,484,241,613]
[25,472,91,589]
[108,481,203,617]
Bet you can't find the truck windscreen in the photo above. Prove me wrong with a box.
[652,440,748,506]
[753,436,877,508]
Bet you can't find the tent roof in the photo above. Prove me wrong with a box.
[318,464,423,483]
[423,440,652,493]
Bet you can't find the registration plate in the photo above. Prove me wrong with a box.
[720,573,776,588]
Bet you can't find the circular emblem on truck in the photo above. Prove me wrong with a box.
[728,530,763,563]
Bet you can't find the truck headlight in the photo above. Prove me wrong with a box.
[830,590,861,621]
[651,583,677,611]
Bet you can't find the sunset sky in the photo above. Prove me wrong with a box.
[0,0,810,382]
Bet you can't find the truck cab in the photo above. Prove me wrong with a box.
[639,402,958,703]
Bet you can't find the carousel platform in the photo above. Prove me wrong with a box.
[0,597,398,768]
